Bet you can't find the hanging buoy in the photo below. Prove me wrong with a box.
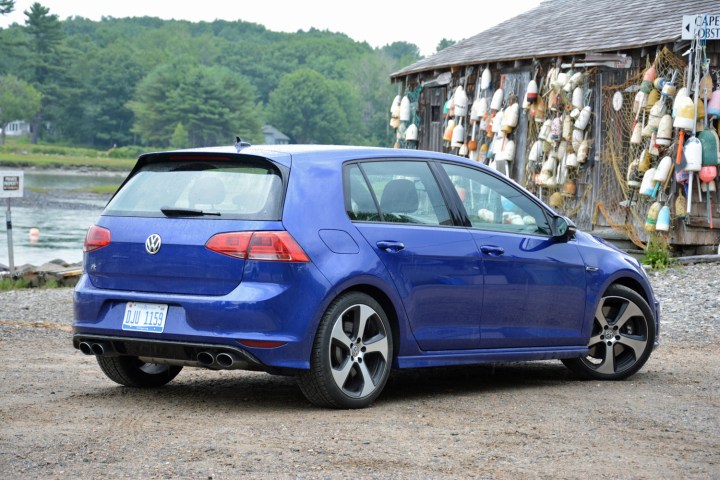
[478,143,489,163]
[644,201,661,232]
[528,140,543,163]
[638,149,651,173]
[655,205,671,232]
[577,140,589,164]
[672,88,690,118]
[404,123,418,142]
[399,96,411,122]
[640,168,657,196]
[526,79,538,104]
[675,192,687,219]
[673,96,695,130]
[562,115,572,140]
[500,139,516,162]
[443,119,456,142]
[627,159,641,188]
[551,117,562,140]
[453,86,468,118]
[562,178,577,197]
[652,155,673,197]
[656,115,673,145]
[645,89,660,113]
[501,103,519,133]
[553,72,568,91]
[538,119,552,142]
[572,87,584,110]
[572,128,583,152]
[451,122,466,148]
[491,109,504,135]
[534,97,547,122]
[643,65,657,83]
[390,95,401,117]
[549,191,563,207]
[565,145,578,168]
[700,165,717,183]
[684,136,703,172]
[490,88,504,111]
[708,89,720,118]
[661,82,676,99]
[480,67,492,91]
[557,141,568,161]
[633,91,648,114]
[700,73,714,100]
[699,129,719,166]
[574,106,592,130]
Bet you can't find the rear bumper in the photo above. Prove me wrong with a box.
[73,261,332,371]
[73,334,267,371]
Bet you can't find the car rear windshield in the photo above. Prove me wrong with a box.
[103,157,284,220]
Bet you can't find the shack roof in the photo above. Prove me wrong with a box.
[391,0,718,78]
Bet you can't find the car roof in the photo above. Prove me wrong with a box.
[152,144,477,168]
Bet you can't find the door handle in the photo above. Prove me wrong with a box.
[376,241,405,253]
[480,245,505,256]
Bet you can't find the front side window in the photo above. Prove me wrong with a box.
[346,161,452,226]
[104,157,283,220]
[442,163,552,235]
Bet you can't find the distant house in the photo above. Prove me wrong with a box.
[2,120,32,137]
[262,125,290,145]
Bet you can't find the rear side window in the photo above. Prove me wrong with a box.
[104,157,283,220]
[346,161,452,226]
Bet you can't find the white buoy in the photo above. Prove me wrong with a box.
[480,67,492,91]
[453,86,468,118]
[574,106,592,130]
[399,96,411,122]
[490,88,504,111]
[572,87,584,110]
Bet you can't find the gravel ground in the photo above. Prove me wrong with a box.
[0,264,718,478]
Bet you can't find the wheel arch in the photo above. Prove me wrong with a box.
[335,284,401,360]
[609,276,653,309]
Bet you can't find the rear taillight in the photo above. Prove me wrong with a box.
[84,225,111,252]
[206,231,309,262]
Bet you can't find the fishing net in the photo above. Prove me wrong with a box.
[600,47,687,248]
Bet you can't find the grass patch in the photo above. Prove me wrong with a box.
[71,184,120,195]
[0,277,31,290]
[641,235,676,270]
[0,137,138,171]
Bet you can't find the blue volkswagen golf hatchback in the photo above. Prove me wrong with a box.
[73,143,659,408]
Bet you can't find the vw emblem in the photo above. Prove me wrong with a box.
[145,234,162,255]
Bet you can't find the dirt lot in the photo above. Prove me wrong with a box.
[1,265,719,479]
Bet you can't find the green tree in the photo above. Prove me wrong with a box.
[170,122,190,149]
[0,0,14,15]
[23,2,65,143]
[0,74,42,143]
[436,38,456,52]
[266,68,360,145]
[129,61,261,147]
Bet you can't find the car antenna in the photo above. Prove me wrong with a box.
[234,136,251,152]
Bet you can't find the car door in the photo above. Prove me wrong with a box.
[440,162,587,348]
[346,160,483,351]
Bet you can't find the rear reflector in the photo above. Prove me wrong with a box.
[84,225,111,252]
[238,339,287,349]
[206,231,309,262]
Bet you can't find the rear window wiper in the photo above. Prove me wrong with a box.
[160,207,221,217]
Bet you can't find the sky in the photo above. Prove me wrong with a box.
[0,0,544,56]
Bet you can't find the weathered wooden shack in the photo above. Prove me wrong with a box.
[390,0,720,253]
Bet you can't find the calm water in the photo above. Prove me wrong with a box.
[0,171,126,267]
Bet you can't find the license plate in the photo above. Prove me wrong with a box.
[122,302,168,333]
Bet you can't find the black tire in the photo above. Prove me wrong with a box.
[96,356,182,388]
[563,284,655,380]
[297,292,393,409]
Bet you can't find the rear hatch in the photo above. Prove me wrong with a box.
[84,152,288,296]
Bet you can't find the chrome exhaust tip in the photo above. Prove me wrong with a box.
[197,351,215,367]
[78,342,94,355]
[216,352,237,368]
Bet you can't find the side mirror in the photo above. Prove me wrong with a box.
[553,215,577,239]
